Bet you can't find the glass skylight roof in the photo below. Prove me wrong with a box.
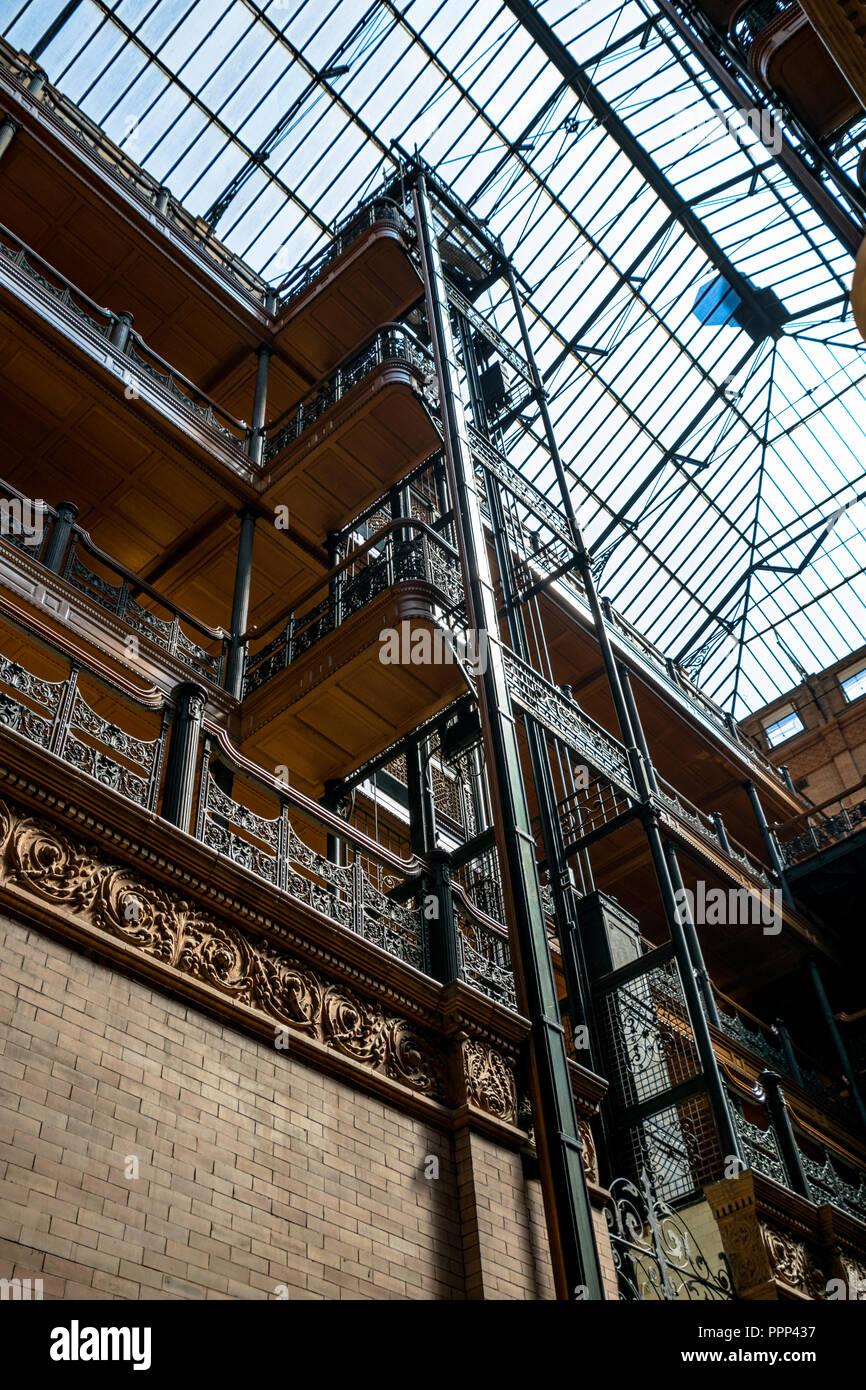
[6,0,866,717]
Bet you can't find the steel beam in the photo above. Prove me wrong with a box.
[412,173,604,1301]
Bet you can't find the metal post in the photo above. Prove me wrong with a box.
[162,682,207,830]
[745,780,793,905]
[618,665,721,1026]
[110,311,134,352]
[412,174,603,1301]
[646,810,743,1168]
[42,501,78,573]
[760,1071,811,1200]
[712,811,732,855]
[618,665,658,793]
[405,740,457,983]
[779,765,797,797]
[321,778,346,870]
[224,506,257,699]
[773,1018,804,1086]
[249,346,271,467]
[807,959,866,1131]
[662,838,721,1027]
[0,118,20,160]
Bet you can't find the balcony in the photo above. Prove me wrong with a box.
[240,522,465,796]
[272,200,422,381]
[732,0,861,136]
[0,43,270,383]
[0,484,229,696]
[0,586,523,1012]
[0,48,423,422]
[260,327,441,546]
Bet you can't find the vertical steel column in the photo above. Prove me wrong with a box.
[404,733,457,985]
[745,780,793,906]
[162,682,207,830]
[457,316,599,1085]
[807,960,866,1131]
[619,664,720,1026]
[249,346,271,468]
[412,175,603,1300]
[224,506,257,700]
[773,1018,803,1086]
[662,839,721,1028]
[42,501,78,573]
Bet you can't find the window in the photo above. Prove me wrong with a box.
[764,704,804,747]
[840,665,866,703]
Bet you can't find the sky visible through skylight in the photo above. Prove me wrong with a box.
[6,0,866,717]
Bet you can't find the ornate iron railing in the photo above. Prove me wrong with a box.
[777,795,866,867]
[503,650,636,794]
[263,324,437,465]
[452,883,516,1009]
[61,534,227,685]
[0,644,166,811]
[655,774,776,890]
[800,1151,866,1224]
[194,751,428,973]
[243,520,462,696]
[604,1170,733,1301]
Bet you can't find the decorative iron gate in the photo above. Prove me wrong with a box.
[604,1170,733,1301]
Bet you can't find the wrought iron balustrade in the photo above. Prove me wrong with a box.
[61,534,227,685]
[502,649,636,794]
[800,1150,866,1224]
[263,325,437,465]
[0,226,113,337]
[0,640,166,811]
[451,882,516,1009]
[556,771,634,846]
[655,774,776,890]
[194,749,427,972]
[777,794,866,867]
[243,521,463,697]
[0,477,228,687]
[604,1170,733,1301]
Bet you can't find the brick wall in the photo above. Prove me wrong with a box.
[0,912,559,1300]
[455,1127,554,1299]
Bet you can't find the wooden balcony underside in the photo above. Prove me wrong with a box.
[272,222,422,381]
[241,586,465,797]
[260,367,441,546]
[749,9,861,135]
[0,100,266,382]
